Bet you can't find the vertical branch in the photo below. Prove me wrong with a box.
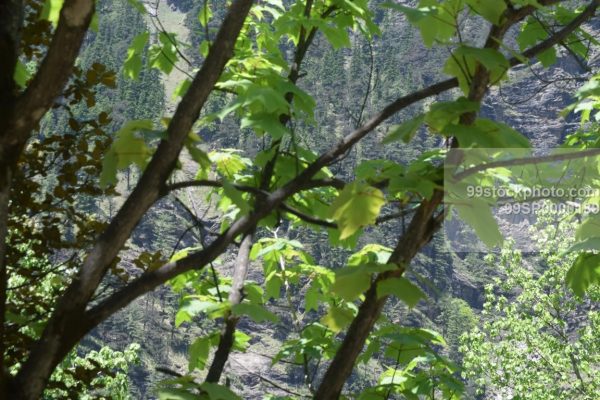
[204,0,321,383]
[204,231,254,383]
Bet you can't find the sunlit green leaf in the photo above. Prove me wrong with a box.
[232,303,279,323]
[330,183,386,239]
[465,0,506,25]
[40,0,64,26]
[383,115,424,144]
[321,306,354,333]
[124,32,149,80]
[566,253,600,297]
[376,277,425,307]
[199,383,241,400]
[454,198,503,248]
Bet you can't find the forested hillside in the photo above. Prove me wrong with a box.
[2,1,600,399]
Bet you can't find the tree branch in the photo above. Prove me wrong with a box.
[453,147,600,182]
[164,177,345,195]
[204,232,254,383]
[6,0,95,145]
[11,2,255,398]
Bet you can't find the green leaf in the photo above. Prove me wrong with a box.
[388,174,438,199]
[232,303,279,323]
[516,19,548,51]
[175,299,228,326]
[222,180,251,215]
[511,0,542,6]
[465,0,506,24]
[99,151,118,189]
[384,2,458,47]
[566,237,600,253]
[13,60,31,89]
[355,160,404,182]
[537,47,557,68]
[173,78,191,99]
[188,336,211,372]
[170,246,201,263]
[186,143,211,176]
[376,277,425,308]
[198,3,213,27]
[444,46,509,94]
[158,388,200,400]
[348,245,393,266]
[149,32,179,74]
[312,20,351,49]
[330,182,386,240]
[321,306,354,333]
[332,268,372,301]
[240,113,288,139]
[242,86,289,114]
[566,253,600,297]
[127,0,147,14]
[454,198,503,248]
[444,119,530,148]
[332,263,396,300]
[199,383,241,400]
[232,331,251,351]
[100,119,154,188]
[89,12,99,32]
[265,273,283,300]
[383,115,424,144]
[124,32,149,80]
[40,0,64,26]
[425,99,480,132]
[199,41,210,57]
[210,150,249,178]
[576,215,600,241]
[305,285,320,312]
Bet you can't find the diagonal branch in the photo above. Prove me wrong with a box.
[453,147,600,181]
[10,2,255,399]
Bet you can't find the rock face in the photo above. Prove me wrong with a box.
[483,55,588,149]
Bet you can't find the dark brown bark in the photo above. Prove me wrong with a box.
[5,0,95,145]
